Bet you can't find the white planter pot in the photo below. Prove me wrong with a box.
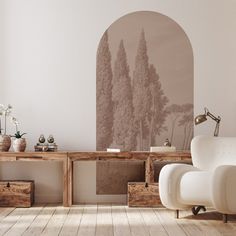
[13,138,26,152]
[0,135,11,151]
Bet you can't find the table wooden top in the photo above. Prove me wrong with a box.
[0,151,191,161]
[0,152,68,161]
[68,151,191,161]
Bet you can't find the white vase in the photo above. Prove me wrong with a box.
[0,135,11,151]
[13,138,26,152]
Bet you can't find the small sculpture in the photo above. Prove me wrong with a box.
[39,134,45,144]
[47,135,57,152]
[164,138,171,147]
[47,135,54,144]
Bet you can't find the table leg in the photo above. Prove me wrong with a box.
[68,159,73,206]
[63,158,68,207]
[145,156,155,183]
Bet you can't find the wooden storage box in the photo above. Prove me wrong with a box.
[0,180,34,207]
[128,182,161,207]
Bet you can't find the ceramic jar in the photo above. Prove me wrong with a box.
[0,135,11,151]
[13,138,26,152]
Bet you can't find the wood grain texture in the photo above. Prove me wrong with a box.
[68,151,191,161]
[0,181,34,207]
[128,182,161,207]
[139,208,168,236]
[4,206,43,236]
[0,207,26,235]
[145,157,154,183]
[67,159,73,207]
[125,206,149,236]
[96,204,113,236]
[112,205,132,236]
[59,205,84,236]
[40,206,70,236]
[22,205,56,236]
[0,152,68,160]
[0,152,68,207]
[77,205,97,236]
[0,205,235,236]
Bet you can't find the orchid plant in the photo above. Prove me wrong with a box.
[11,117,26,139]
[0,104,12,135]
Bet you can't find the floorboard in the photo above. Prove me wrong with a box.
[96,204,113,236]
[140,207,168,236]
[59,205,84,236]
[23,205,56,236]
[77,204,97,236]
[112,205,132,236]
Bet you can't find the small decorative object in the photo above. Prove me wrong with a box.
[150,146,176,152]
[13,136,27,152]
[0,135,11,152]
[107,148,120,152]
[39,134,46,144]
[35,134,48,151]
[47,135,58,152]
[164,138,171,147]
[0,104,12,151]
[47,135,54,144]
[11,117,27,152]
[195,107,221,136]
[34,134,57,152]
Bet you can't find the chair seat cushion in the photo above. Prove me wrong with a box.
[179,171,213,206]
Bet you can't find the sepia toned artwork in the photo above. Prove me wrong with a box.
[96,11,193,152]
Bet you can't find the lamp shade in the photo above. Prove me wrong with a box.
[195,114,207,125]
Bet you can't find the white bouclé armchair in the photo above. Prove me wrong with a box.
[159,135,236,223]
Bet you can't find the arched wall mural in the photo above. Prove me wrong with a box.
[96,11,193,152]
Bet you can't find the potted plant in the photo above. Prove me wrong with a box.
[11,117,27,152]
[0,104,12,151]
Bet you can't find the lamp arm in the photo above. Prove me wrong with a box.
[206,111,221,123]
[214,122,220,137]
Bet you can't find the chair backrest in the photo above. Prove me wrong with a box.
[191,135,236,170]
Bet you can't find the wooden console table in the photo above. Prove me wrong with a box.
[67,151,191,206]
[0,152,68,207]
[0,151,191,207]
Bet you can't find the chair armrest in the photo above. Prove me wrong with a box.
[212,165,236,214]
[159,163,198,210]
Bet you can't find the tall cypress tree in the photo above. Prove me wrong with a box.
[133,29,151,150]
[112,40,135,150]
[178,103,193,150]
[148,64,169,146]
[96,31,113,150]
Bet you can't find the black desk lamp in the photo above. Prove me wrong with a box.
[195,107,221,137]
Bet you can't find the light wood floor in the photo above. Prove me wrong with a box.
[0,205,236,236]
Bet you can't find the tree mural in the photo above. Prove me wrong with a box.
[96,12,193,151]
[112,40,135,150]
[148,64,169,146]
[178,103,193,149]
[132,30,151,150]
[165,104,183,144]
[96,31,113,151]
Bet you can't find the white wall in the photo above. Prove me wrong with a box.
[1,0,236,203]
[0,2,4,101]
